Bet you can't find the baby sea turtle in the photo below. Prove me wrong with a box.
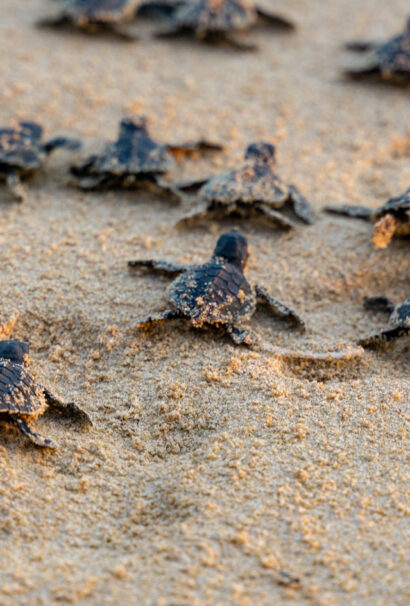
[359,296,410,347]
[0,340,92,448]
[71,115,222,198]
[0,121,81,202]
[128,229,304,345]
[176,143,314,230]
[325,188,410,249]
[154,0,295,51]
[344,17,410,85]
[38,0,140,40]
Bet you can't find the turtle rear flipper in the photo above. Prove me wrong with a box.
[43,388,92,427]
[324,204,374,220]
[288,184,315,224]
[359,326,409,348]
[11,416,57,448]
[256,8,295,30]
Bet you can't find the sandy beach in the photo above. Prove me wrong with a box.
[0,1,409,604]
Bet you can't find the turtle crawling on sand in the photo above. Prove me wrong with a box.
[153,0,295,51]
[0,340,92,448]
[128,229,305,345]
[359,296,410,347]
[0,121,81,202]
[38,0,140,40]
[176,143,315,230]
[71,115,222,198]
[344,17,410,85]
[324,188,410,249]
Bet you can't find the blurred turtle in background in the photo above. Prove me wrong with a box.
[176,142,315,229]
[71,115,222,199]
[344,17,410,85]
[38,0,141,40]
[0,121,81,202]
[128,229,305,345]
[325,188,410,249]
[152,0,295,51]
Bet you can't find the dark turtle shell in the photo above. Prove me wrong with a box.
[0,122,45,172]
[72,116,172,179]
[55,0,138,25]
[0,359,46,417]
[172,0,255,35]
[167,258,255,327]
[200,143,289,207]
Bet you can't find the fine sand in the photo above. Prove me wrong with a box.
[0,1,409,605]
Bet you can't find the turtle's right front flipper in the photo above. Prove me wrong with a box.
[43,388,92,427]
[324,204,374,220]
[128,259,186,276]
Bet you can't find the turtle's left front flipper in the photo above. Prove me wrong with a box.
[43,388,92,427]
[256,8,295,30]
[43,137,82,154]
[255,285,305,330]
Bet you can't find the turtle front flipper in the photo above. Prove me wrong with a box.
[11,416,57,448]
[255,285,305,330]
[36,16,72,29]
[344,65,382,81]
[136,310,185,329]
[5,170,27,202]
[324,204,374,220]
[128,259,186,276]
[256,8,295,30]
[43,388,92,427]
[345,40,379,52]
[363,296,396,313]
[226,325,259,346]
[358,326,409,348]
[288,184,315,224]
[149,176,182,202]
[175,177,210,193]
[166,141,223,155]
[254,204,295,230]
[43,137,82,154]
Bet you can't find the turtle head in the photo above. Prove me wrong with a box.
[245,142,276,165]
[0,340,29,365]
[213,230,249,270]
[119,116,148,138]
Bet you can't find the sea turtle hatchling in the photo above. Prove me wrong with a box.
[176,142,315,230]
[128,229,305,345]
[0,340,92,448]
[153,0,295,51]
[344,17,410,85]
[38,0,140,40]
[324,188,410,249]
[358,296,410,347]
[71,115,222,198]
[0,121,81,202]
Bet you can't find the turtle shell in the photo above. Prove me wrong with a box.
[60,0,138,25]
[0,359,46,417]
[391,298,410,329]
[173,0,255,36]
[0,122,44,172]
[77,117,172,177]
[200,161,289,207]
[167,258,256,327]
